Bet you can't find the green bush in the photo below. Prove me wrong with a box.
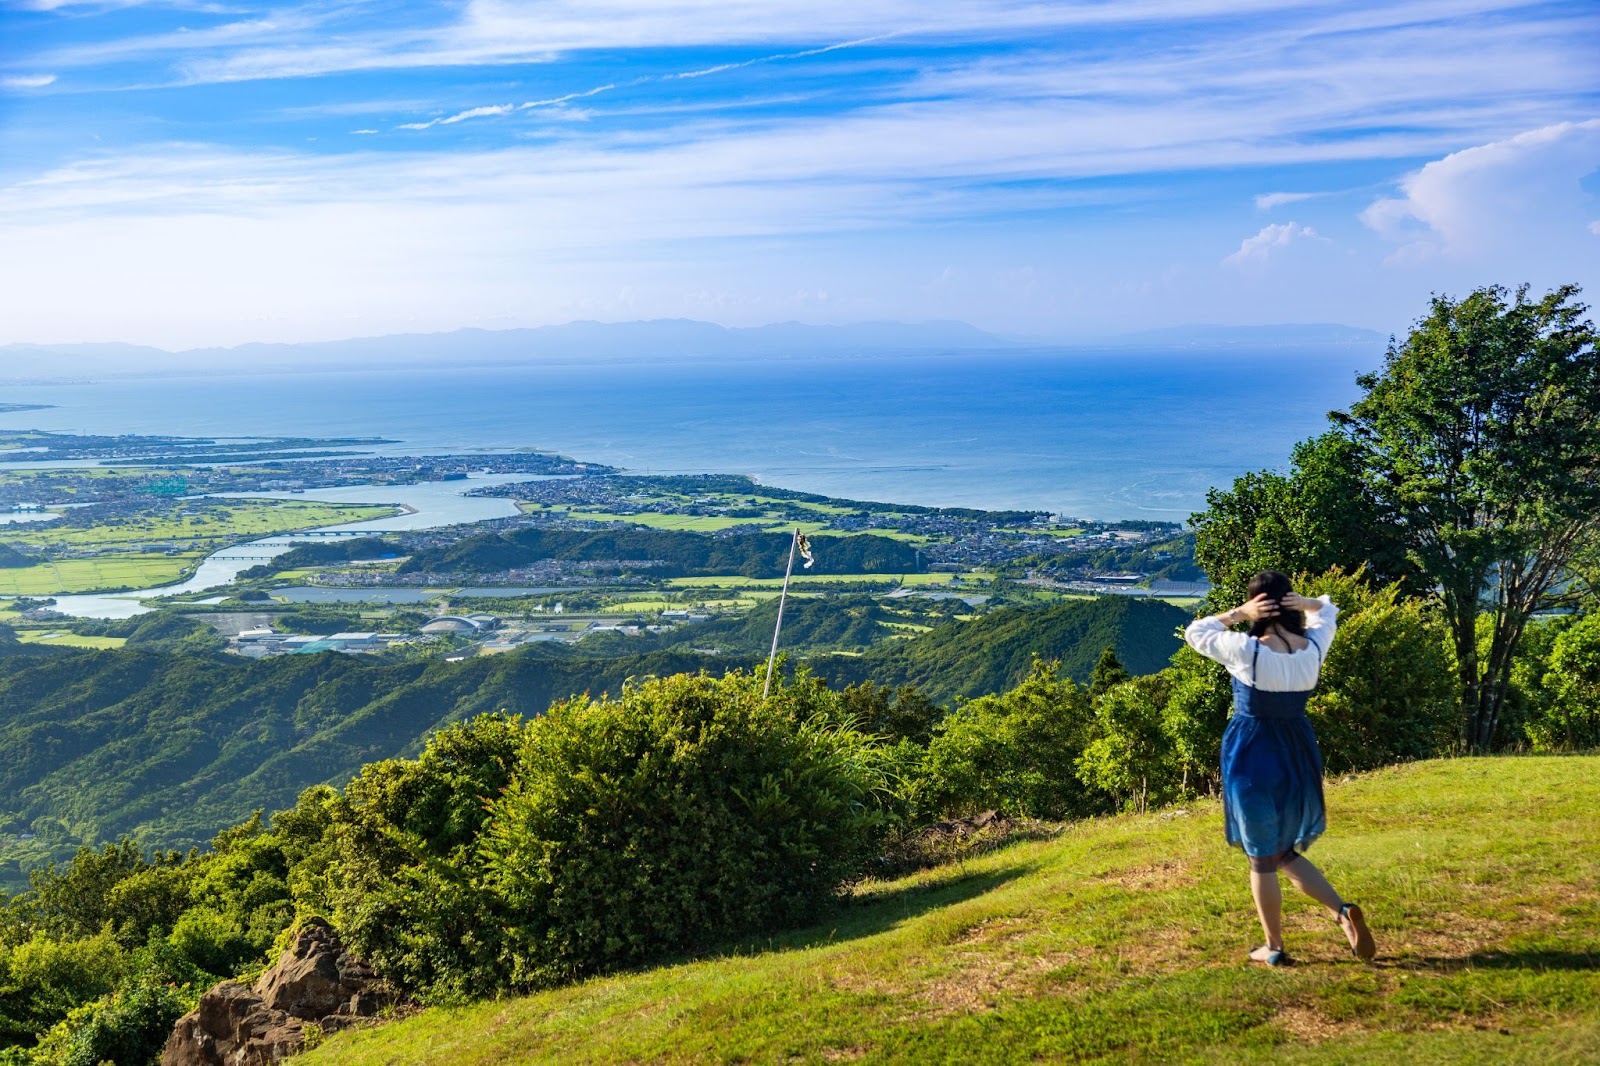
[480,669,885,990]
[1299,572,1457,773]
[0,932,127,1048]
[1532,612,1600,750]
[1077,672,1177,812]
[918,659,1100,820]
[22,944,205,1066]
[313,715,526,1003]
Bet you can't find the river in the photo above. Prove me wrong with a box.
[48,474,545,619]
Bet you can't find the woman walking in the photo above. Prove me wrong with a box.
[1185,570,1375,966]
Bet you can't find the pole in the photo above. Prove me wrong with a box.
[763,527,801,699]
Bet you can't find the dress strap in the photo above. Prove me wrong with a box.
[1307,633,1324,663]
[1250,637,1261,683]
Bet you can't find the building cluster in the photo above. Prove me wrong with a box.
[233,628,409,658]
[226,605,717,659]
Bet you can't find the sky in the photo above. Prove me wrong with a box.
[0,0,1597,349]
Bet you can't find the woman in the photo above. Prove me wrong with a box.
[1185,570,1375,966]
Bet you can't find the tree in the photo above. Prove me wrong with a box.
[1334,285,1600,750]
[1192,431,1412,605]
[1088,647,1130,698]
[1077,673,1176,812]
[917,659,1101,821]
[1534,613,1600,751]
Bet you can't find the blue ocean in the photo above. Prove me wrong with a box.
[1,346,1381,521]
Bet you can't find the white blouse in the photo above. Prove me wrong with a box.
[1184,596,1338,693]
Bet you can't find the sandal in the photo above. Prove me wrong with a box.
[1338,903,1375,961]
[1249,946,1291,967]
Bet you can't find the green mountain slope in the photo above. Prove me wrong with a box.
[817,596,1189,702]
[306,756,1600,1066]
[397,527,924,577]
[0,597,1184,888]
[0,647,750,885]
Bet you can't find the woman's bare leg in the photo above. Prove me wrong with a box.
[1281,854,1344,914]
[1283,853,1376,960]
[1249,869,1284,951]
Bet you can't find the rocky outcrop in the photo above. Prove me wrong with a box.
[162,918,403,1066]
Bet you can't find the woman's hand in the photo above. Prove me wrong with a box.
[1281,592,1324,613]
[1221,594,1278,625]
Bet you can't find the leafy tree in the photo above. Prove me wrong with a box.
[1077,673,1177,812]
[1155,647,1232,797]
[1532,613,1600,750]
[1296,571,1456,773]
[1192,432,1411,605]
[1333,285,1600,749]
[838,682,944,745]
[918,660,1101,820]
[1088,647,1130,698]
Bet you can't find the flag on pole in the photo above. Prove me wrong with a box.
[796,532,814,569]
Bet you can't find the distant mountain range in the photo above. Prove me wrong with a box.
[1100,323,1385,347]
[0,318,1384,382]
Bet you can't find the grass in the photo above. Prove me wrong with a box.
[0,553,204,595]
[0,500,394,594]
[12,630,127,649]
[307,756,1600,1066]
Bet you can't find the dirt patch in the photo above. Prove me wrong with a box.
[952,916,1032,946]
[1092,859,1197,892]
[1273,1004,1368,1042]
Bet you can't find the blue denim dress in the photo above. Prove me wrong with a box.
[1220,639,1327,859]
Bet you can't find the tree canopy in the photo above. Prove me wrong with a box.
[1192,284,1600,749]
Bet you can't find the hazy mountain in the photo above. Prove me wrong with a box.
[0,319,1016,381]
[1104,323,1386,347]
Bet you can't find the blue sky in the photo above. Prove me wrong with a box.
[1,0,1597,348]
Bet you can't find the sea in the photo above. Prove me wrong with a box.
[0,345,1382,522]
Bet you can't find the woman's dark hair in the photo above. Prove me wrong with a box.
[1246,570,1305,638]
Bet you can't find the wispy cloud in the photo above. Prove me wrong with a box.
[397,83,616,130]
[1255,191,1322,210]
[1,73,58,88]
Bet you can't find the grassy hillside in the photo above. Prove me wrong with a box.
[309,756,1600,1065]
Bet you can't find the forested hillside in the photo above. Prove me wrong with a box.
[0,646,742,887]
[0,597,1182,890]
[817,596,1188,702]
[396,527,924,577]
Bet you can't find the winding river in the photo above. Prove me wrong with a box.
[49,474,545,619]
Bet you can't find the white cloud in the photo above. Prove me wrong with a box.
[1,74,58,89]
[1222,222,1322,265]
[1590,220,1600,237]
[1361,119,1600,261]
[1255,191,1321,210]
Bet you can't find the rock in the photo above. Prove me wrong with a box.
[162,918,403,1066]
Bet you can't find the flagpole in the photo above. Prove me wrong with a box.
[763,527,801,699]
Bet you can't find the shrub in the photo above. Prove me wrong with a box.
[1299,571,1457,772]
[918,659,1100,821]
[314,715,526,1002]
[1532,612,1600,750]
[1077,672,1178,812]
[480,669,884,990]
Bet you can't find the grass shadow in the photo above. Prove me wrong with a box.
[1390,948,1600,974]
[711,858,1040,963]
